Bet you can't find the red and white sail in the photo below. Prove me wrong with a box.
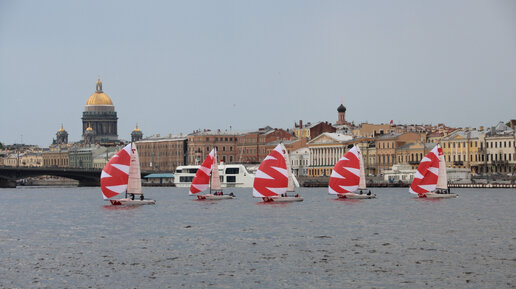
[409,145,441,195]
[253,144,288,198]
[101,144,132,199]
[328,146,361,195]
[189,149,216,195]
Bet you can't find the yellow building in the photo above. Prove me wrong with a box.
[441,129,481,171]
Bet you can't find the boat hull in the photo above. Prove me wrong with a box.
[110,198,156,206]
[196,194,235,200]
[262,196,304,202]
[337,193,376,199]
[420,193,458,199]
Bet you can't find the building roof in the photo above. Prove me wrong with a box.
[144,173,174,178]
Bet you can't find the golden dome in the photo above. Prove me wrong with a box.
[133,124,141,132]
[86,92,113,105]
[86,125,93,131]
[86,77,113,106]
[59,124,65,132]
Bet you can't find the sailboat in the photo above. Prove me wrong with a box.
[253,144,303,202]
[329,145,376,199]
[409,144,458,198]
[101,143,156,205]
[190,148,235,200]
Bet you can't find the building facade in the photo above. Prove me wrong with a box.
[137,135,187,172]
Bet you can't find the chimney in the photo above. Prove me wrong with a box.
[300,120,303,128]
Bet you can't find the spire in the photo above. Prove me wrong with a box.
[59,123,65,132]
[96,76,103,92]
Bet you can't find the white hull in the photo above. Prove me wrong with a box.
[262,196,304,202]
[196,194,235,200]
[110,198,156,206]
[422,192,458,199]
[337,192,376,199]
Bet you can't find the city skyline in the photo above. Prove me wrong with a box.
[1,0,516,146]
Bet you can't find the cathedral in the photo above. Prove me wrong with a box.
[82,77,119,144]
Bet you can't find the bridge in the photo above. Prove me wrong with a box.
[0,166,154,188]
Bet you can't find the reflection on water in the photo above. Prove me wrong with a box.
[0,187,514,288]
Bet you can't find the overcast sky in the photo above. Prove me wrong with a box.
[1,0,515,146]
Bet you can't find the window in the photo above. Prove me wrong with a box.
[179,176,194,182]
[225,167,240,175]
[226,176,236,183]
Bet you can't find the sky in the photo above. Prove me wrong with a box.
[1,0,515,146]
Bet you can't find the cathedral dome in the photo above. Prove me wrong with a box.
[86,78,113,106]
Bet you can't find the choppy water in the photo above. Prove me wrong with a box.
[0,186,514,288]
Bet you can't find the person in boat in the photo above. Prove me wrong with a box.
[140,194,144,200]
[359,190,363,195]
[229,192,235,197]
[367,191,371,196]
[130,194,135,200]
[295,194,299,198]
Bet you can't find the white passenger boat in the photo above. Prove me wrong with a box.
[175,163,254,188]
[253,144,303,203]
[329,145,376,199]
[189,148,235,200]
[101,143,156,206]
[409,144,458,199]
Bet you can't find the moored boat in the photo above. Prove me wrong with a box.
[101,143,156,206]
[253,144,303,203]
[329,145,376,199]
[409,144,458,199]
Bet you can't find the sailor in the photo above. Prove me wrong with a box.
[130,194,135,200]
[229,192,235,197]
[367,191,371,196]
[140,194,144,200]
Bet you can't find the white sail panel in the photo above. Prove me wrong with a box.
[127,143,143,195]
[357,146,367,190]
[211,156,222,191]
[281,144,295,192]
[436,147,448,189]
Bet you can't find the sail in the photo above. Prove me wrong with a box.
[328,146,361,195]
[282,143,295,192]
[253,144,288,198]
[127,143,142,195]
[436,145,448,189]
[101,144,131,199]
[357,146,367,190]
[409,145,440,195]
[211,153,222,191]
[189,149,216,195]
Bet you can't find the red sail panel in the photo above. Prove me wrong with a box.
[252,144,288,197]
[409,145,440,196]
[189,149,215,195]
[101,144,131,199]
[328,146,360,195]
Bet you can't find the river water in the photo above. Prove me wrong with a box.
[0,187,514,288]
